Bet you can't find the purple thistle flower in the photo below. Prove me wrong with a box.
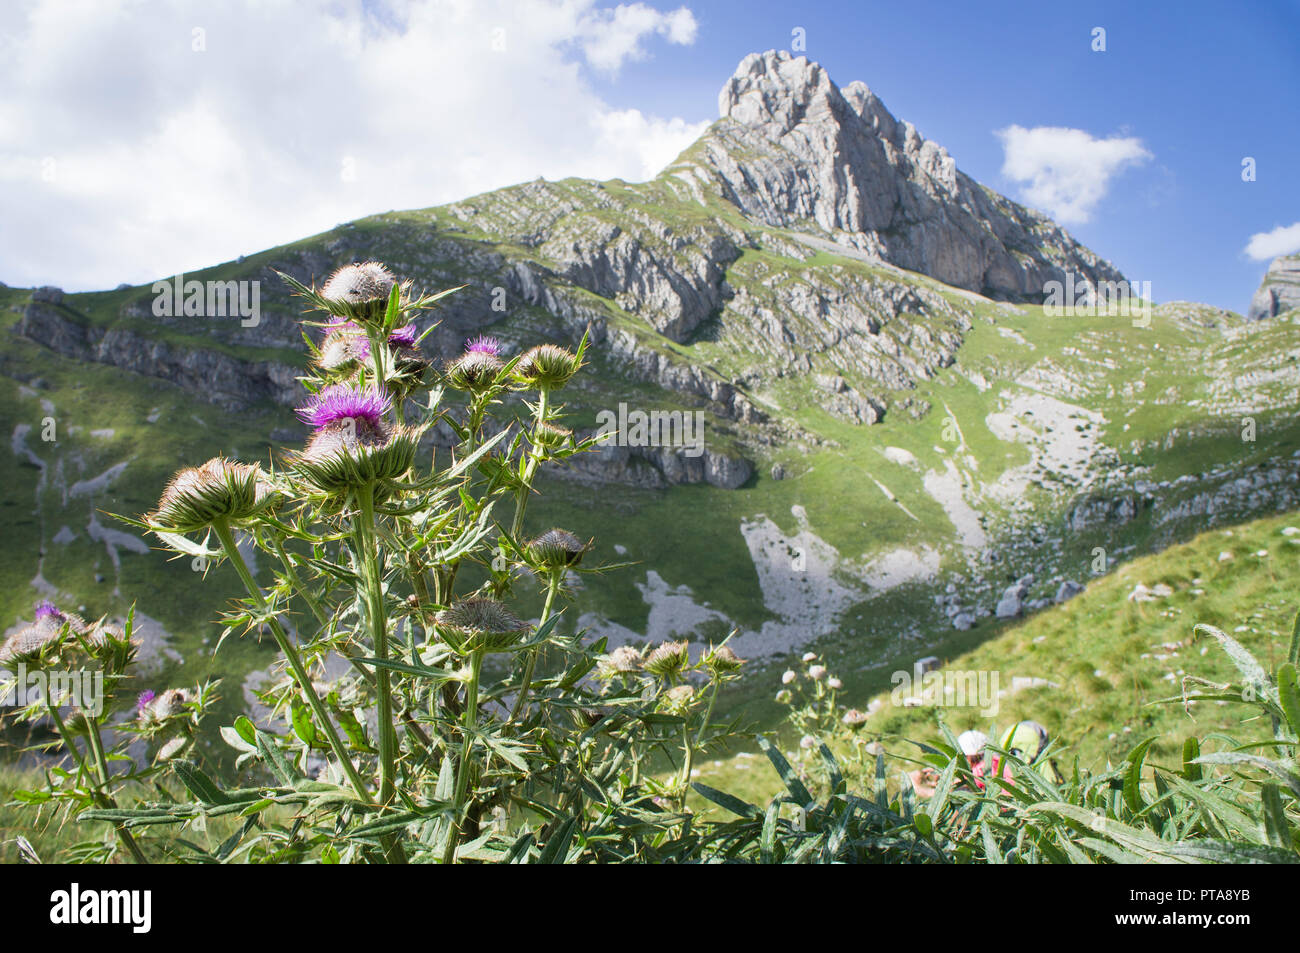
[34,600,63,623]
[388,325,418,347]
[137,690,156,712]
[466,335,502,357]
[296,385,391,430]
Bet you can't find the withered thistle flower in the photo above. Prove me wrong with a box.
[643,640,690,680]
[320,261,404,323]
[513,344,580,390]
[842,708,868,728]
[434,597,530,654]
[148,457,273,533]
[138,687,192,724]
[527,528,590,569]
[597,644,643,677]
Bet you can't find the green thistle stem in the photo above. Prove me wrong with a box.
[444,647,484,865]
[508,387,550,542]
[679,678,722,810]
[211,519,373,807]
[45,697,147,864]
[508,568,561,723]
[351,487,404,825]
[271,534,433,754]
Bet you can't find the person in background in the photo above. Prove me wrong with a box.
[910,729,989,797]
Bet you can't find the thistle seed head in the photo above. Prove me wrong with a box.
[138,687,192,723]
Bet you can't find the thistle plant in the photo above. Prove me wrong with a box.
[41,263,753,864]
[0,603,216,864]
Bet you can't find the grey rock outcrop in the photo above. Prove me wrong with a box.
[1248,253,1300,320]
[1054,580,1085,603]
[697,51,1126,300]
[15,303,301,410]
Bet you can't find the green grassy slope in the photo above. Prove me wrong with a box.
[698,507,1300,804]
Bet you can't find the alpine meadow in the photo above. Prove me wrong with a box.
[2,3,1299,883]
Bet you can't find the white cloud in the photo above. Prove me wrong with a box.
[0,0,706,290]
[995,125,1151,224]
[577,3,697,74]
[1244,221,1300,261]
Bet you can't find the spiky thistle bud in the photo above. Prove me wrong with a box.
[643,640,690,680]
[660,683,696,715]
[148,458,274,533]
[530,420,574,454]
[513,344,580,390]
[0,619,62,664]
[527,528,591,570]
[444,350,504,392]
[434,597,530,654]
[705,643,745,675]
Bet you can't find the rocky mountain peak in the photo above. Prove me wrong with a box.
[699,50,1125,300]
[718,50,840,134]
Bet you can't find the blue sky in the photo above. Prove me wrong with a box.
[3,0,1296,313]
[588,0,1300,312]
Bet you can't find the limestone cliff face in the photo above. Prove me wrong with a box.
[1249,253,1300,320]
